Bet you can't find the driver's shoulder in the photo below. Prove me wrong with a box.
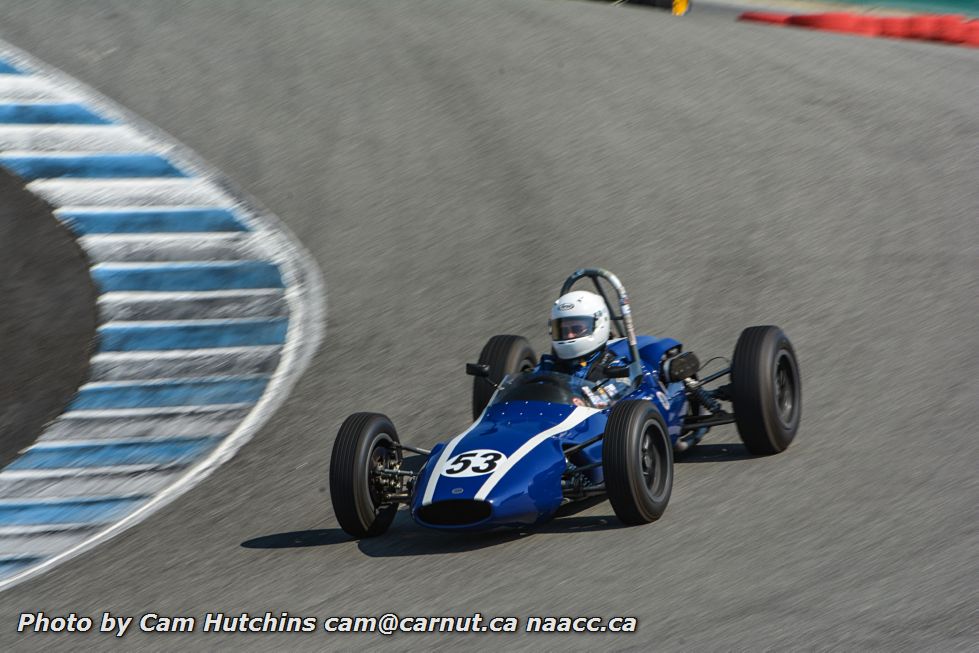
[537,353,568,373]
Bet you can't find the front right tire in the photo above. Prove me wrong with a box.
[330,412,402,538]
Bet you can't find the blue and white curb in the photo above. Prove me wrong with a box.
[0,43,324,589]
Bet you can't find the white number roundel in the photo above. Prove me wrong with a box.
[440,449,508,477]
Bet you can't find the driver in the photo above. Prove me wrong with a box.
[538,291,628,406]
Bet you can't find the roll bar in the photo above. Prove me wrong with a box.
[560,268,643,382]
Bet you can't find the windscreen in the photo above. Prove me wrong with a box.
[488,370,631,409]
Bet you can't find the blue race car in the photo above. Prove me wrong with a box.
[329,269,801,537]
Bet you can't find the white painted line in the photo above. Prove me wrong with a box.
[0,97,83,105]
[2,149,162,157]
[0,76,70,101]
[59,403,256,419]
[91,344,281,361]
[0,493,148,506]
[40,411,246,441]
[0,125,155,152]
[98,289,284,301]
[97,295,288,323]
[99,316,285,326]
[78,373,269,391]
[79,233,260,263]
[88,349,281,383]
[91,261,263,270]
[0,524,100,537]
[98,290,287,315]
[0,533,97,557]
[0,472,180,502]
[0,464,191,479]
[27,434,215,449]
[28,178,232,207]
[79,231,252,242]
[0,531,87,558]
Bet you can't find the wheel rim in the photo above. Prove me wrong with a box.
[640,422,669,500]
[774,352,797,427]
[367,435,397,509]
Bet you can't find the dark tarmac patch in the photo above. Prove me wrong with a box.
[0,168,96,466]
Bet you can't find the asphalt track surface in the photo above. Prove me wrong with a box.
[0,170,95,468]
[0,1,975,650]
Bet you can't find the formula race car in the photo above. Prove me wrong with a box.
[329,269,801,537]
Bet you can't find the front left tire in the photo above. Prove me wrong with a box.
[603,400,673,525]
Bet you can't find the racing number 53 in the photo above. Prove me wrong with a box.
[441,449,507,477]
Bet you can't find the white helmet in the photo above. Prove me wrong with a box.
[549,290,611,360]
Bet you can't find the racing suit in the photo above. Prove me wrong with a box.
[536,346,630,408]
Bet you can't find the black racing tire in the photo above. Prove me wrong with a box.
[471,335,537,419]
[603,400,673,525]
[731,326,802,455]
[329,412,402,538]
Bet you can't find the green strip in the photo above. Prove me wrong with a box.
[834,0,979,16]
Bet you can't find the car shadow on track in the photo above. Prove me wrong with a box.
[239,520,526,556]
[240,498,628,556]
[676,442,755,463]
[355,497,629,558]
[240,529,351,549]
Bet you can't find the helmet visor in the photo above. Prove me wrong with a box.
[550,316,595,341]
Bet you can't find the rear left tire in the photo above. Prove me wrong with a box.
[471,335,537,419]
[731,325,801,455]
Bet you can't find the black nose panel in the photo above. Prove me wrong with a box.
[416,500,492,526]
